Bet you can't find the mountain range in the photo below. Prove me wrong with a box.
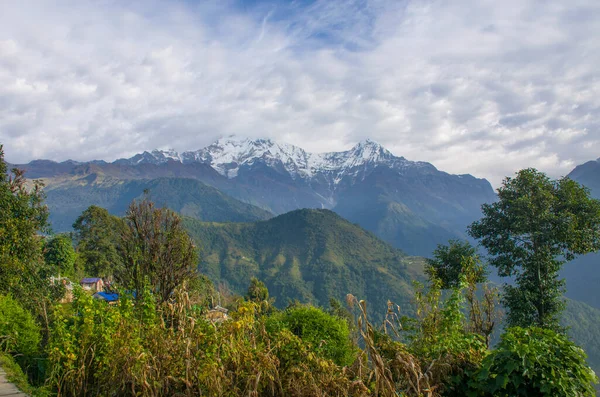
[15,137,496,255]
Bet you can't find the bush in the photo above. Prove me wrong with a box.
[0,294,41,356]
[266,305,357,366]
[468,327,598,397]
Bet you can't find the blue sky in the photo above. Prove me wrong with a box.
[1,0,599,185]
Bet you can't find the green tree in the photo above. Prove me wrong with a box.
[44,234,76,278]
[246,277,269,303]
[0,145,58,334]
[0,145,49,295]
[72,205,123,278]
[426,240,486,289]
[469,169,600,329]
[469,327,597,396]
[115,197,198,303]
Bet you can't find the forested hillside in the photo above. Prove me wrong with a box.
[43,176,272,231]
[184,209,425,320]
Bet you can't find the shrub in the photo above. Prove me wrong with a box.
[266,305,357,366]
[0,294,41,356]
[469,327,598,396]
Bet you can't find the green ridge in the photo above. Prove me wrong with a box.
[184,208,426,321]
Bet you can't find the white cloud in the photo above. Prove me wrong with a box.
[1,0,599,186]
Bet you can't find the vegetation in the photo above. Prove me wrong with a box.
[426,240,486,289]
[0,353,47,396]
[426,240,499,347]
[0,146,598,396]
[72,205,124,278]
[0,145,49,296]
[469,327,597,396]
[43,234,76,279]
[0,145,60,335]
[266,305,357,366]
[115,196,198,303]
[184,209,426,322]
[0,294,41,356]
[469,168,600,329]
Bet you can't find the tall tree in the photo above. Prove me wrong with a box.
[0,144,57,330]
[115,197,198,303]
[43,234,76,278]
[0,144,49,293]
[73,205,123,278]
[469,168,600,329]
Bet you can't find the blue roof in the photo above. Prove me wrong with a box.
[93,292,119,302]
[81,278,102,283]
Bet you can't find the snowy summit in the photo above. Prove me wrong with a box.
[121,137,435,184]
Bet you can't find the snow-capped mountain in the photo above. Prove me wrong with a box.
[119,137,435,184]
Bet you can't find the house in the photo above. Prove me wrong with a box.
[80,277,104,292]
[93,291,119,304]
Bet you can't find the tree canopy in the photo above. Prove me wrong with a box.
[43,234,76,278]
[426,240,486,290]
[115,197,198,303]
[469,168,600,329]
[73,205,124,278]
[0,145,49,295]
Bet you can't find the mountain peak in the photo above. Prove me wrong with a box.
[349,139,393,161]
[120,137,432,184]
[354,138,379,146]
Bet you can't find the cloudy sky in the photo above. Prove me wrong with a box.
[1,0,599,186]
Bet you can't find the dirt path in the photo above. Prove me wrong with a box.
[0,367,27,396]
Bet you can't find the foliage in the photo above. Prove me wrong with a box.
[43,282,597,397]
[115,197,198,303]
[400,277,489,396]
[43,234,76,278]
[328,297,356,338]
[0,353,50,397]
[469,168,600,329]
[0,144,60,338]
[47,287,366,397]
[72,205,124,278]
[468,327,598,396]
[246,276,270,303]
[245,276,275,313]
[0,294,41,356]
[0,144,49,298]
[426,240,486,289]
[266,305,358,367]
[185,273,216,310]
